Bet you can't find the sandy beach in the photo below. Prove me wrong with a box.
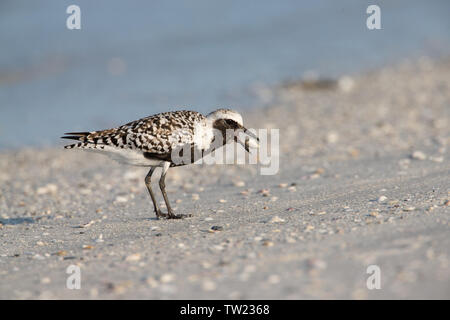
[0,57,449,299]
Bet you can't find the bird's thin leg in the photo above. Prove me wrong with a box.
[145,167,166,219]
[159,162,191,219]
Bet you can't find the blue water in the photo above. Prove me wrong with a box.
[1,0,449,148]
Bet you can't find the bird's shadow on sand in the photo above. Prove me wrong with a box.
[140,217,159,221]
[0,217,34,225]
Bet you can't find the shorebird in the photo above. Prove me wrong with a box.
[62,109,259,219]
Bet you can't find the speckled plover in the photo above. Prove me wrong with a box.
[62,109,259,219]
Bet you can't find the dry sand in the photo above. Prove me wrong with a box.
[0,57,449,299]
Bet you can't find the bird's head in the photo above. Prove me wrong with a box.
[207,108,259,152]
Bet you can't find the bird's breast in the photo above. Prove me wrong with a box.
[193,121,215,151]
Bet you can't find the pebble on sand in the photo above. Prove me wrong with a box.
[262,239,274,247]
[160,273,176,283]
[202,280,217,291]
[125,253,141,262]
[267,274,280,284]
[314,168,325,175]
[145,277,159,288]
[267,216,285,223]
[36,184,58,195]
[41,277,51,284]
[191,194,200,201]
[307,258,327,270]
[106,281,133,294]
[114,196,128,203]
[369,211,380,218]
[95,234,104,243]
[326,132,339,144]
[78,220,95,228]
[430,156,444,163]
[55,250,67,257]
[233,181,246,187]
[411,151,427,160]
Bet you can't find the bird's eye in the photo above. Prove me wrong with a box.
[225,119,235,125]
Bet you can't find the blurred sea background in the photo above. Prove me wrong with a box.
[1,0,449,149]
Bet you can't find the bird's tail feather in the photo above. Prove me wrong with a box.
[62,132,94,149]
[61,132,90,141]
[62,130,121,149]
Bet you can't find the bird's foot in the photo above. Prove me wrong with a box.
[155,210,192,220]
[167,213,193,219]
[155,209,167,219]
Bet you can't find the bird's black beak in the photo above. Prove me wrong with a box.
[235,124,259,153]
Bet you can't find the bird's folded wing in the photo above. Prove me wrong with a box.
[62,110,203,155]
